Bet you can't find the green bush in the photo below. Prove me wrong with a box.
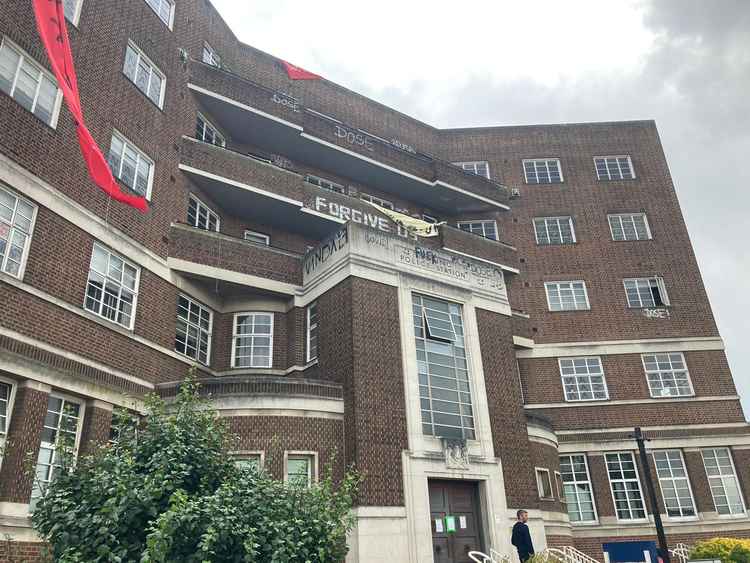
[690,538,750,563]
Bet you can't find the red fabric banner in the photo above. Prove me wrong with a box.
[281,60,322,80]
[33,0,148,212]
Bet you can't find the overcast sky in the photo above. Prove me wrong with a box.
[211,0,750,415]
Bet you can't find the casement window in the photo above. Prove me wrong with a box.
[306,302,319,362]
[202,41,221,68]
[555,472,564,501]
[0,38,62,127]
[608,213,651,241]
[144,0,174,28]
[175,295,212,365]
[243,230,270,246]
[232,313,273,368]
[624,277,669,308]
[702,448,746,516]
[453,161,490,179]
[285,453,315,487]
[413,294,475,440]
[63,0,83,26]
[536,468,554,499]
[642,353,693,398]
[457,220,498,241]
[545,281,590,311]
[534,216,576,245]
[360,193,394,210]
[559,357,608,401]
[595,156,634,181]
[560,454,597,523]
[31,395,83,506]
[235,452,263,471]
[0,185,37,279]
[652,450,697,518]
[196,113,225,147]
[187,195,219,232]
[523,158,563,184]
[605,452,647,521]
[0,380,15,462]
[107,131,154,199]
[84,243,140,329]
[305,174,345,194]
[123,41,165,107]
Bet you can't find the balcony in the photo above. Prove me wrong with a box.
[439,225,519,274]
[187,60,510,214]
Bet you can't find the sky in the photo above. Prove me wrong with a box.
[211,0,750,415]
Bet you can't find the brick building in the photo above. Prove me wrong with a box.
[0,1,748,562]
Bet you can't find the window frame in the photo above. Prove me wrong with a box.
[558,356,609,402]
[196,112,225,147]
[453,161,491,179]
[533,216,576,245]
[554,470,565,501]
[651,449,698,521]
[0,376,17,469]
[0,183,38,280]
[0,37,63,128]
[202,41,221,68]
[536,467,554,499]
[456,220,499,241]
[84,242,141,330]
[560,454,598,524]
[605,451,649,522]
[187,194,220,232]
[360,193,394,210]
[623,277,670,308]
[108,129,155,200]
[608,213,652,241]
[701,447,747,517]
[544,281,591,311]
[233,450,264,471]
[231,312,274,369]
[306,301,319,363]
[641,352,694,398]
[63,0,84,27]
[523,158,563,184]
[594,155,635,181]
[305,174,345,194]
[143,0,175,29]
[175,294,213,366]
[123,40,166,108]
[243,230,270,246]
[284,451,317,488]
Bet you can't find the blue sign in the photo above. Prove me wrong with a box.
[603,541,659,563]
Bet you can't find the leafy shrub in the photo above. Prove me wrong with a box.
[690,538,750,563]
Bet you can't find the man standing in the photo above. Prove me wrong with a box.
[511,509,535,563]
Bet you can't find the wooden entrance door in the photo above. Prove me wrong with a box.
[429,480,484,563]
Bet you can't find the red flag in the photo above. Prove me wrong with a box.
[281,60,322,80]
[33,0,148,212]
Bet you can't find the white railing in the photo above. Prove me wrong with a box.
[468,550,513,563]
[491,549,512,563]
[540,546,602,563]
[670,543,691,563]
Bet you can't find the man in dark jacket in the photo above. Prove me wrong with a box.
[511,509,535,563]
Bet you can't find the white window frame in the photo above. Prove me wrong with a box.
[523,158,563,184]
[0,184,38,280]
[652,450,698,521]
[558,357,609,402]
[306,301,318,363]
[0,376,17,469]
[453,161,491,179]
[305,174,345,194]
[233,450,264,471]
[608,213,652,241]
[175,294,213,365]
[533,216,576,245]
[187,194,220,232]
[231,312,274,369]
[243,230,270,246]
[83,242,140,330]
[536,467,554,499]
[560,454,598,524]
[108,129,155,200]
[544,281,590,311]
[202,41,221,68]
[63,0,84,26]
[605,451,648,522]
[196,112,225,147]
[123,41,166,108]
[554,471,564,501]
[284,451,317,487]
[623,277,670,308]
[595,155,635,181]
[360,193,394,210]
[701,447,747,517]
[0,37,63,128]
[457,220,499,241]
[143,0,175,29]
[641,353,694,398]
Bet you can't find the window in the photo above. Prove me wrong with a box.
[534,216,576,245]
[595,156,634,180]
[454,161,490,179]
[307,302,318,362]
[702,448,746,515]
[413,294,475,440]
[605,452,647,520]
[457,220,498,241]
[608,213,651,241]
[560,454,597,523]
[84,243,140,329]
[195,113,225,147]
[63,0,83,25]
[642,353,693,398]
[545,281,590,311]
[536,468,553,499]
[0,38,61,127]
[305,174,345,194]
[202,42,221,67]
[624,277,669,308]
[0,185,37,279]
[235,453,263,471]
[523,159,562,184]
[559,357,608,401]
[107,131,154,199]
[175,295,212,365]
[652,450,696,518]
[144,0,174,28]
[244,230,270,246]
[123,41,165,107]
[0,380,14,451]
[187,195,219,231]
[31,395,82,506]
[555,471,564,501]
[360,193,393,210]
[286,453,314,487]
[232,313,273,368]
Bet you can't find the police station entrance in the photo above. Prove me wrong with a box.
[429,480,484,563]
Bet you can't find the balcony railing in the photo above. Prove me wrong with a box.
[439,225,518,272]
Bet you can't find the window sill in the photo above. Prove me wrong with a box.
[571,521,601,527]
[121,72,165,112]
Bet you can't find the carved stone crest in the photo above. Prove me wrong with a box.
[442,437,470,470]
